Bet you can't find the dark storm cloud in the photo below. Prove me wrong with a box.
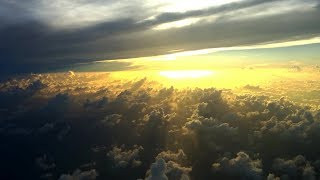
[1,0,320,74]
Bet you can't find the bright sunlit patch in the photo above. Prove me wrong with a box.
[159,70,214,79]
[153,18,202,30]
[160,37,320,58]
[157,0,242,12]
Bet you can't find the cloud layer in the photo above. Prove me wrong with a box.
[1,72,320,179]
[1,0,320,74]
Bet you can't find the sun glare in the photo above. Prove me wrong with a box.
[159,70,214,79]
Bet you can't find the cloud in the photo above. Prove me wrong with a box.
[145,158,168,180]
[84,97,109,109]
[289,65,303,72]
[156,149,187,164]
[35,154,56,170]
[165,161,191,180]
[266,173,280,180]
[145,159,191,180]
[212,151,263,180]
[143,0,283,26]
[58,169,98,180]
[107,145,143,168]
[44,93,71,113]
[183,114,239,152]
[67,61,141,72]
[1,73,320,179]
[271,155,316,180]
[1,0,320,74]
[242,84,262,91]
[0,78,46,109]
[155,149,191,180]
[99,114,122,127]
[255,111,320,144]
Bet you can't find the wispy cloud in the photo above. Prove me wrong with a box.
[157,37,320,58]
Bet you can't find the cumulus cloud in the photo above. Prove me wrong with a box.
[1,73,320,179]
[255,111,320,144]
[144,149,192,180]
[107,145,143,168]
[145,160,191,180]
[184,116,238,135]
[155,149,191,180]
[165,161,191,180]
[156,149,187,164]
[183,114,238,152]
[212,151,263,180]
[271,155,316,180]
[145,158,168,180]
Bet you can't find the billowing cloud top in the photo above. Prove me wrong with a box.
[1,0,320,74]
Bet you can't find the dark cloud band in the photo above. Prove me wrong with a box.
[1,0,320,74]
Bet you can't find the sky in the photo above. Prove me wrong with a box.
[2,1,320,179]
[1,0,320,75]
